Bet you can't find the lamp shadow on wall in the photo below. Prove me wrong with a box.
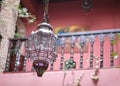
[54,25,90,53]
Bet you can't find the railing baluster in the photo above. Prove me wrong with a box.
[109,33,115,67]
[22,41,27,71]
[5,41,13,72]
[60,37,65,70]
[98,34,105,68]
[89,35,96,68]
[50,42,56,70]
[4,29,120,72]
[22,56,27,71]
[70,36,76,60]
[14,40,22,72]
[79,35,86,68]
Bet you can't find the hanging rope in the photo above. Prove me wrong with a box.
[43,0,49,23]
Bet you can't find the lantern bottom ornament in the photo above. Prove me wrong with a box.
[33,60,49,77]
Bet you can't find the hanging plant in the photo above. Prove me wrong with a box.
[111,51,118,59]
[64,58,76,70]
[14,33,23,38]
[111,33,120,59]
[18,4,36,23]
[10,46,16,57]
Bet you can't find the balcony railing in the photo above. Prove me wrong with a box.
[4,29,120,72]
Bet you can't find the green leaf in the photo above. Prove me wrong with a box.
[111,40,116,45]
[116,33,120,39]
[14,33,22,38]
[42,0,47,3]
[64,58,76,70]
[111,52,118,59]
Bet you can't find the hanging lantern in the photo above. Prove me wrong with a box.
[25,0,58,77]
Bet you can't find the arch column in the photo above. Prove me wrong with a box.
[0,0,20,72]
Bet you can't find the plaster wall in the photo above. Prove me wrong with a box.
[24,0,120,35]
[0,68,120,86]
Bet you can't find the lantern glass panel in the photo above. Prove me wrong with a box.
[25,23,57,63]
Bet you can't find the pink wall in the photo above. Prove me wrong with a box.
[1,68,120,86]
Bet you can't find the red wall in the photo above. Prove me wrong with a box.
[25,0,120,35]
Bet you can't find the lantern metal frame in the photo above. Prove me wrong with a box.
[25,0,58,77]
